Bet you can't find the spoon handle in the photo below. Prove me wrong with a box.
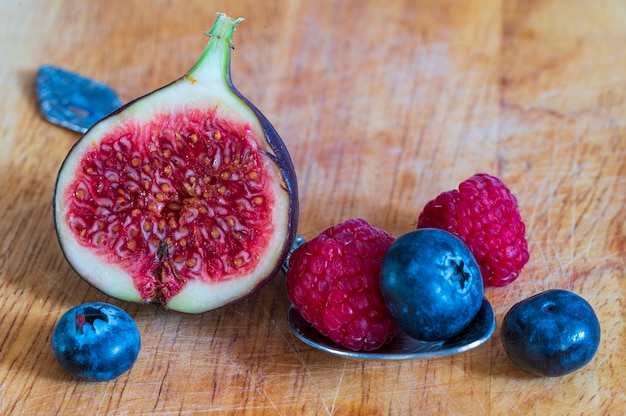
[36,65,123,133]
[281,235,306,274]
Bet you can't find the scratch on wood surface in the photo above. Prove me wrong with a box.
[428,375,462,411]
[253,296,336,415]
[568,128,580,283]
[0,383,6,416]
[502,394,526,415]
[95,381,112,416]
[37,266,84,305]
[328,360,346,415]
[243,300,328,414]
[263,390,282,416]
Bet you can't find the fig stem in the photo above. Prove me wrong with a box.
[186,12,244,87]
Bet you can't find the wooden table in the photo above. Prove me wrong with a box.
[1,0,624,414]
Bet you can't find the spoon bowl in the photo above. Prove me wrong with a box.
[288,297,496,360]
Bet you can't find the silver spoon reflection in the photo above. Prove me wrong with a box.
[37,66,497,360]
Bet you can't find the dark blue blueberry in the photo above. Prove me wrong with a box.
[380,228,484,341]
[51,302,141,381]
[501,290,600,377]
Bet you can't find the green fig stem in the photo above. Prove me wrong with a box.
[186,12,244,87]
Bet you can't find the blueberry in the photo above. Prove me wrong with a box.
[501,290,601,377]
[380,228,484,341]
[51,302,141,381]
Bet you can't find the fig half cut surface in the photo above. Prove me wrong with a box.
[53,13,298,313]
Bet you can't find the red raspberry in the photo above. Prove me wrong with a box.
[417,173,529,287]
[286,218,398,351]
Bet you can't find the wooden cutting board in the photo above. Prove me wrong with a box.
[0,0,624,413]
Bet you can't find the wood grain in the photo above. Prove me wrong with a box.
[0,0,624,414]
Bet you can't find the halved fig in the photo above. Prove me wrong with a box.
[53,13,298,313]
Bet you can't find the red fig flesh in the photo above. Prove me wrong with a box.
[53,13,298,313]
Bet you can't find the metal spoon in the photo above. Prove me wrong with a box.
[36,65,123,133]
[36,66,497,360]
[287,298,495,360]
[282,238,496,360]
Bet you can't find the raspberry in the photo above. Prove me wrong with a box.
[286,218,398,351]
[417,173,529,287]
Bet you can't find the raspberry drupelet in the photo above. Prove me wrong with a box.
[286,218,398,351]
[417,173,529,287]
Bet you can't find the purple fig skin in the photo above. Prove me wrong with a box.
[230,87,299,280]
